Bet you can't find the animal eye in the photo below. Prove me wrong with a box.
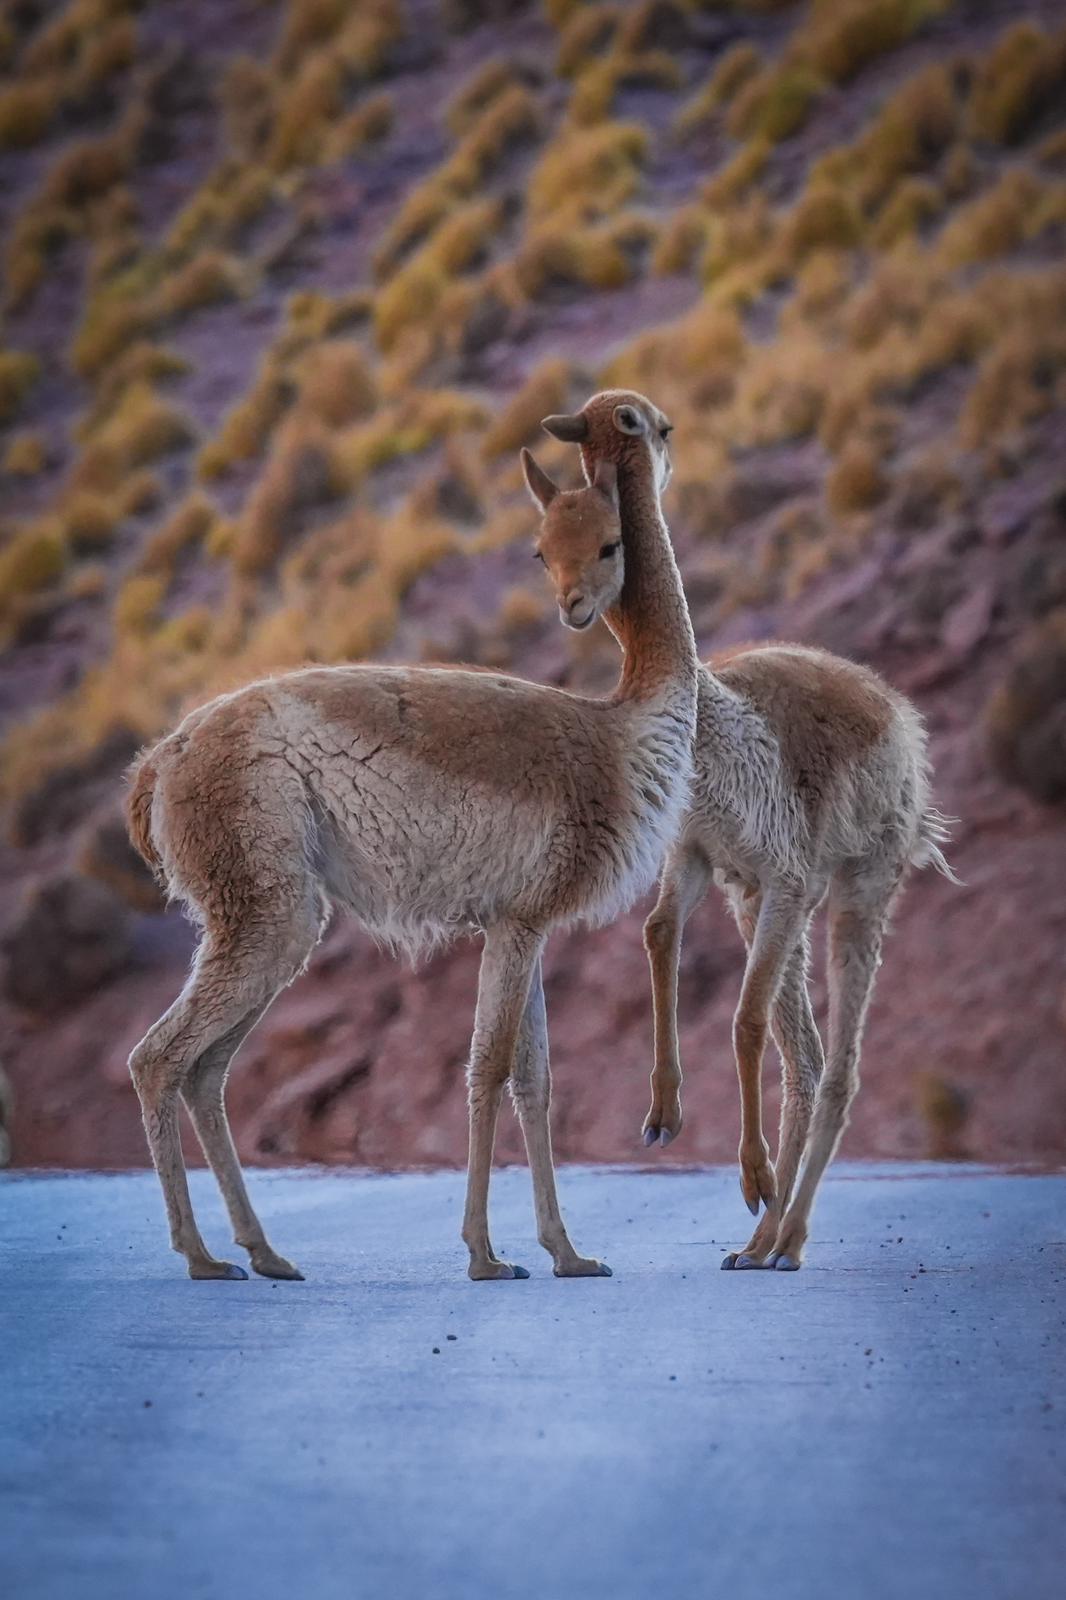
[599,541,620,559]
[660,425,673,440]
[533,549,545,564]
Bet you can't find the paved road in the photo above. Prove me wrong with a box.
[2,1165,1063,1600]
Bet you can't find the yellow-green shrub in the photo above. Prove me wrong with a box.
[297,341,377,427]
[160,250,247,317]
[727,63,822,143]
[968,21,1066,145]
[528,120,648,220]
[0,526,66,596]
[556,4,620,77]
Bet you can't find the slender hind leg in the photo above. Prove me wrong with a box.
[462,922,543,1281]
[730,884,809,1216]
[642,842,711,1147]
[770,864,899,1271]
[724,926,824,1269]
[130,911,320,1280]
[511,957,610,1277]
[182,1004,304,1281]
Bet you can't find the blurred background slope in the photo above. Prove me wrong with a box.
[0,0,1063,1170]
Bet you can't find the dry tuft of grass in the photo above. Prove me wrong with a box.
[138,494,219,574]
[482,359,576,458]
[959,328,1066,451]
[233,419,344,577]
[446,57,540,137]
[198,361,296,480]
[0,525,66,599]
[374,259,447,354]
[968,20,1066,146]
[90,382,198,474]
[0,350,41,424]
[59,493,120,554]
[571,49,682,126]
[674,41,760,136]
[801,0,948,86]
[528,119,648,221]
[511,217,639,300]
[159,250,247,318]
[727,62,822,144]
[556,4,620,78]
[324,91,394,161]
[826,438,889,516]
[870,176,942,247]
[297,340,377,428]
[936,169,1061,268]
[2,432,46,477]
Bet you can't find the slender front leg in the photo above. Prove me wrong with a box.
[724,928,824,1269]
[731,884,808,1215]
[642,843,711,1147]
[462,922,543,1281]
[511,958,611,1277]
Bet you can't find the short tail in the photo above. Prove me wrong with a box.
[911,808,962,884]
[126,752,163,878]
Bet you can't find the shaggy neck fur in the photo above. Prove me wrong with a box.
[594,452,697,725]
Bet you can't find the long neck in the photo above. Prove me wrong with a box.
[600,458,698,723]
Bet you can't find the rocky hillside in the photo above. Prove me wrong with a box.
[1,0,1064,1170]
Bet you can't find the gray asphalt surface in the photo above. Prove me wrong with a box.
[2,1164,1063,1600]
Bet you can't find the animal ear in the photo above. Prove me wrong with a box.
[592,457,618,507]
[520,448,559,511]
[541,411,588,442]
[612,403,645,437]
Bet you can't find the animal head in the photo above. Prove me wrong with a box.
[520,449,623,632]
[540,389,674,499]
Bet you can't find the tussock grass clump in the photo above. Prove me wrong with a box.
[159,251,247,318]
[373,87,540,277]
[959,328,1066,450]
[968,21,1066,146]
[89,383,197,476]
[482,359,575,458]
[651,205,708,276]
[702,138,769,210]
[3,432,46,477]
[59,494,120,553]
[0,350,41,425]
[374,259,447,354]
[324,91,394,161]
[870,177,942,247]
[528,120,648,221]
[446,57,540,137]
[0,525,66,598]
[114,574,165,637]
[776,186,863,264]
[286,288,372,345]
[936,169,1062,268]
[233,419,344,577]
[297,341,377,428]
[674,42,760,136]
[571,50,682,126]
[511,218,638,300]
[826,439,889,515]
[139,495,219,574]
[198,362,296,480]
[556,4,620,78]
[801,0,948,86]
[727,63,822,144]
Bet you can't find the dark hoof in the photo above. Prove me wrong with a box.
[721,1253,738,1270]
[642,1126,658,1147]
[659,1128,674,1148]
[189,1260,248,1281]
[511,1264,530,1279]
[774,1254,800,1272]
[734,1254,764,1270]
